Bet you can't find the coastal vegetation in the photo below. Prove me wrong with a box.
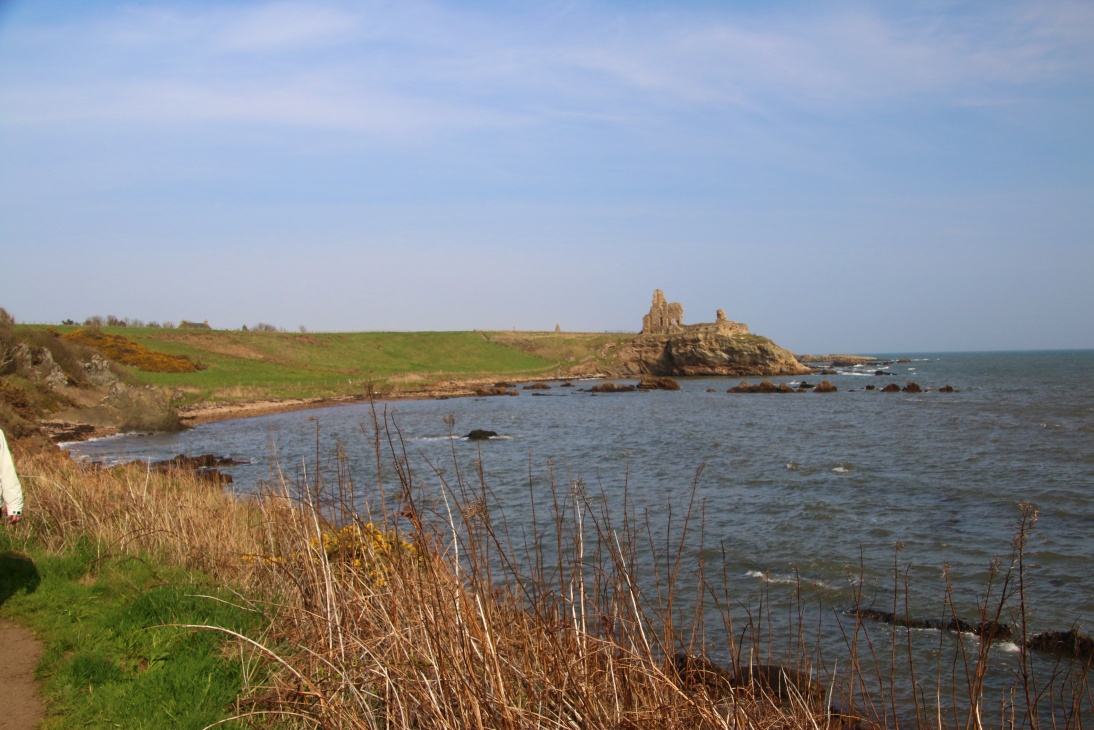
[61,328,206,373]
[26,325,617,404]
[4,413,1092,728]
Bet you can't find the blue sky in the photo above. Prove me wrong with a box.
[1,0,1091,353]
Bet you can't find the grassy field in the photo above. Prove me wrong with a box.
[38,326,634,405]
[0,542,261,729]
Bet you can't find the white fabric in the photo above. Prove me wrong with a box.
[0,428,23,516]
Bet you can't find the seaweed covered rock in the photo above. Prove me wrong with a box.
[474,386,518,397]
[1027,629,1094,660]
[637,376,681,391]
[590,382,637,393]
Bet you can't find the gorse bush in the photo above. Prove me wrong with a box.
[62,328,205,373]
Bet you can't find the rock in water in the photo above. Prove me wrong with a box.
[466,429,498,441]
[636,376,681,391]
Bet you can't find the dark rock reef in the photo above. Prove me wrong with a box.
[636,376,681,391]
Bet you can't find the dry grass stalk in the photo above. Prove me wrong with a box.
[12,419,1091,729]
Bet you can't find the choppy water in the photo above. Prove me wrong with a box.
[66,350,1094,722]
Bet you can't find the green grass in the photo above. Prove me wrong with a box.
[32,326,632,405]
[0,536,264,729]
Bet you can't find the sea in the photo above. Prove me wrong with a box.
[65,350,1094,723]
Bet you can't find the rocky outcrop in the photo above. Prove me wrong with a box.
[797,354,877,367]
[103,383,183,432]
[474,386,518,397]
[636,376,681,391]
[1027,629,1094,661]
[611,332,810,378]
[84,354,121,387]
[590,382,637,393]
[848,607,1013,642]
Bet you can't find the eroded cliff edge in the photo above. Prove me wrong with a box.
[610,290,811,377]
[609,332,811,377]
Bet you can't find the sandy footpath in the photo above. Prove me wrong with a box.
[0,620,44,730]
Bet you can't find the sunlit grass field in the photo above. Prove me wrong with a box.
[38,327,632,404]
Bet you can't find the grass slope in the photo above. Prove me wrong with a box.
[39,327,631,405]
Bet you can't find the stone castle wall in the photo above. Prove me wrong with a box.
[641,290,748,336]
[641,289,684,334]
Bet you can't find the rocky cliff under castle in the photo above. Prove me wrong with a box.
[613,290,809,377]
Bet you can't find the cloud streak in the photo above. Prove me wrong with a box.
[3,1,1091,135]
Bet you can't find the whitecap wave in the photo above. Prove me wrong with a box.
[59,432,142,448]
[746,570,840,591]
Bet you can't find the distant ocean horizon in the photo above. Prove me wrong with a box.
[67,348,1094,721]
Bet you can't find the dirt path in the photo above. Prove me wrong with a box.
[0,620,44,730]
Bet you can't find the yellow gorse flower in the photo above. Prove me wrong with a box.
[309,523,418,586]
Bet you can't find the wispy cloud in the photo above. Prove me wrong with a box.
[3,0,1090,136]
[217,2,360,51]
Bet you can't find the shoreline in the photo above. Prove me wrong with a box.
[54,377,562,443]
[42,374,612,446]
[175,377,531,427]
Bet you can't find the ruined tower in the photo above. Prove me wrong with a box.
[641,289,684,334]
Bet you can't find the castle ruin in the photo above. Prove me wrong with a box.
[642,289,684,334]
[641,290,749,337]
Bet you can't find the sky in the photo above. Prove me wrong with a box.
[1,0,1091,353]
